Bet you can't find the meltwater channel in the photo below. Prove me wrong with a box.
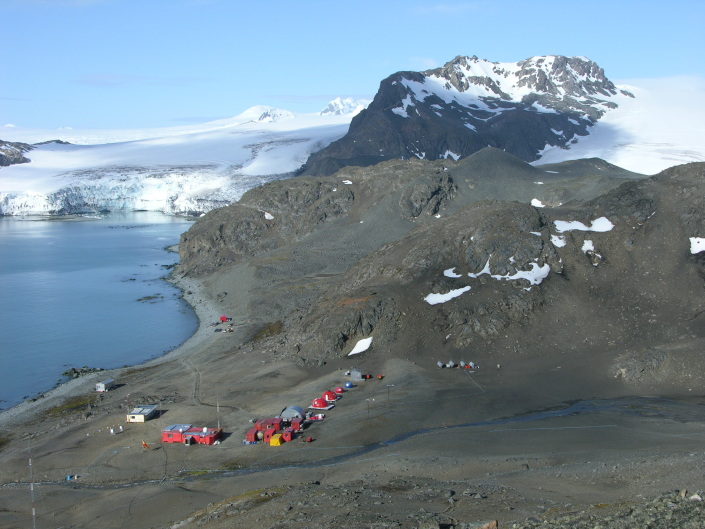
[0,212,198,411]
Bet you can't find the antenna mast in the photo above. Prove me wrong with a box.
[28,441,37,529]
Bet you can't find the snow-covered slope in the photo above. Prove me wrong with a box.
[536,76,705,174]
[0,101,368,216]
[301,56,705,177]
[424,55,625,120]
[320,97,371,116]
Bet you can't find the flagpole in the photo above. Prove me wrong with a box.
[28,441,37,529]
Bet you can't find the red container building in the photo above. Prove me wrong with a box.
[161,424,222,445]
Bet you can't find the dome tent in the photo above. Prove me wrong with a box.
[280,405,305,420]
[322,390,338,402]
[311,398,328,409]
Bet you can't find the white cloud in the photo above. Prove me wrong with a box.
[75,73,205,88]
[15,0,111,6]
[410,57,440,70]
[75,73,148,87]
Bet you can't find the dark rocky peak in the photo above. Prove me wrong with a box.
[34,139,72,146]
[514,56,617,97]
[0,139,34,167]
[300,55,627,177]
[424,55,619,102]
[425,55,511,98]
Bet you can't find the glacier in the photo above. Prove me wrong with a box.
[0,101,368,216]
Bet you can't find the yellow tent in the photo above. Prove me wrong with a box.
[269,433,283,446]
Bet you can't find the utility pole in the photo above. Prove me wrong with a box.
[28,441,37,529]
[216,397,220,429]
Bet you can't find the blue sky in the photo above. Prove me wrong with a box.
[2,0,703,130]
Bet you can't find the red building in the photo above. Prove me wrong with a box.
[281,427,294,442]
[289,418,303,431]
[161,424,222,445]
[255,418,282,432]
[245,427,260,443]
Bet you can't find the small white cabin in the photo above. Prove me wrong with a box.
[95,379,115,392]
[126,404,158,423]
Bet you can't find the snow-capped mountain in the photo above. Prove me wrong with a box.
[429,55,627,119]
[320,97,371,116]
[1,60,704,217]
[301,55,637,176]
[0,99,368,216]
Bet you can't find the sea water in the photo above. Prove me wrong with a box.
[0,212,198,410]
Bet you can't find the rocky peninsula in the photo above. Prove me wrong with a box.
[1,151,704,528]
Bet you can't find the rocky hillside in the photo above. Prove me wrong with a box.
[170,153,705,529]
[0,139,33,167]
[300,55,633,176]
[169,485,704,529]
[177,151,705,390]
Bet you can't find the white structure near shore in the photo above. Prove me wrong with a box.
[95,379,115,392]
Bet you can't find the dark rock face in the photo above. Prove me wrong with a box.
[179,178,356,276]
[0,140,33,167]
[300,55,631,176]
[178,151,705,380]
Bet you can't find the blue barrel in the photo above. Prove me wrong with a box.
[344,381,353,388]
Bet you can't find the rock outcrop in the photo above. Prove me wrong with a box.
[0,140,33,167]
[177,149,705,385]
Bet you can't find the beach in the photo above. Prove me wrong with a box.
[0,273,218,430]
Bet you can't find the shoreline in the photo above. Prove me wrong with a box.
[0,271,219,430]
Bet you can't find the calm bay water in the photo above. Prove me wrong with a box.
[0,212,198,410]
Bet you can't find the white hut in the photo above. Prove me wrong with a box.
[126,404,158,423]
[95,379,115,392]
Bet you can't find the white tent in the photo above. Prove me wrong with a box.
[280,405,305,420]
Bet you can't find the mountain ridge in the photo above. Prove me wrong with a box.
[1,64,704,216]
[300,55,633,176]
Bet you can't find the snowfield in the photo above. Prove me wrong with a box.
[0,102,365,216]
[536,77,705,175]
